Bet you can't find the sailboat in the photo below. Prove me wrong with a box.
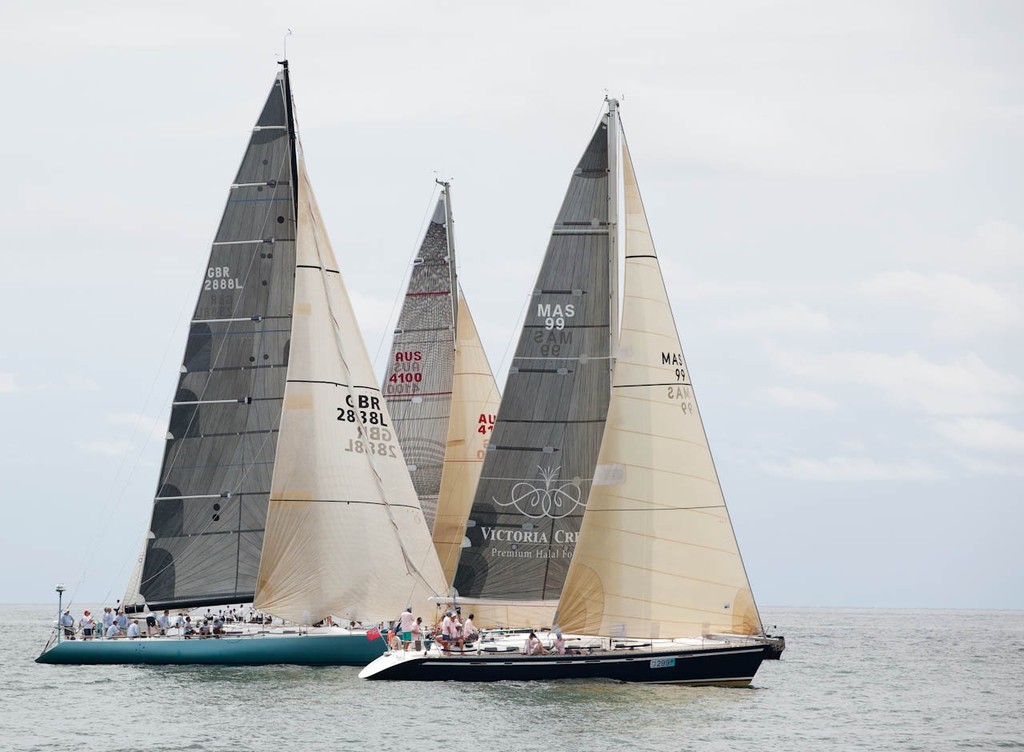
[37,61,447,666]
[360,100,770,684]
[381,182,501,585]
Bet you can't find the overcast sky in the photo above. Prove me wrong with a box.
[2,0,1021,611]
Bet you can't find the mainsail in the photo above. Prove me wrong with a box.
[383,184,501,585]
[556,125,762,639]
[139,73,296,611]
[452,115,615,619]
[382,191,458,532]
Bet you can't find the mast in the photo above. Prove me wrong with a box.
[606,98,620,391]
[280,59,300,208]
[439,180,459,345]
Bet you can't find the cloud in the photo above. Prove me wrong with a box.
[932,418,1024,454]
[955,456,1024,477]
[761,456,941,481]
[899,221,1024,274]
[768,345,1024,416]
[107,413,167,442]
[863,271,1023,338]
[757,386,838,411]
[719,303,832,334]
[0,372,18,393]
[967,221,1024,270]
[0,372,96,394]
[76,440,132,458]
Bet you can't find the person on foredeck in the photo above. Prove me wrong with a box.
[398,606,416,651]
[79,610,95,640]
[60,609,75,639]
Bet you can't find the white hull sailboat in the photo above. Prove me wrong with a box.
[361,100,772,684]
[38,61,447,666]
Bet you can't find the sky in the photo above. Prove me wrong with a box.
[1,0,1021,611]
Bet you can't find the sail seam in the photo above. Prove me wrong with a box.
[614,382,693,388]
[286,379,381,391]
[268,498,425,509]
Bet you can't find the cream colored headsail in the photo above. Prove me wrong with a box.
[557,133,762,639]
[254,154,447,624]
[431,288,501,585]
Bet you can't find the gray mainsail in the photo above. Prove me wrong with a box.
[382,188,457,530]
[452,116,613,603]
[139,70,297,611]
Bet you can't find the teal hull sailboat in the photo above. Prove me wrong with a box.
[36,629,385,667]
[37,61,447,667]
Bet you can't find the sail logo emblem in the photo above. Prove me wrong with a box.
[494,466,585,519]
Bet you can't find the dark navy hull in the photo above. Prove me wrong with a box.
[360,643,767,684]
[36,633,385,666]
[763,635,786,660]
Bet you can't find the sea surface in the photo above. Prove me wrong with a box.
[4,605,1022,751]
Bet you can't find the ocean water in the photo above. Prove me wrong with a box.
[4,605,1022,751]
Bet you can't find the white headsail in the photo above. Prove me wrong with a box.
[557,130,762,639]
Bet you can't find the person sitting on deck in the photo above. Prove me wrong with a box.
[127,620,141,639]
[552,632,566,655]
[462,613,479,648]
[105,621,120,639]
[523,631,544,655]
[182,616,195,639]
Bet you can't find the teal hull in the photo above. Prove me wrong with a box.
[36,633,386,666]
